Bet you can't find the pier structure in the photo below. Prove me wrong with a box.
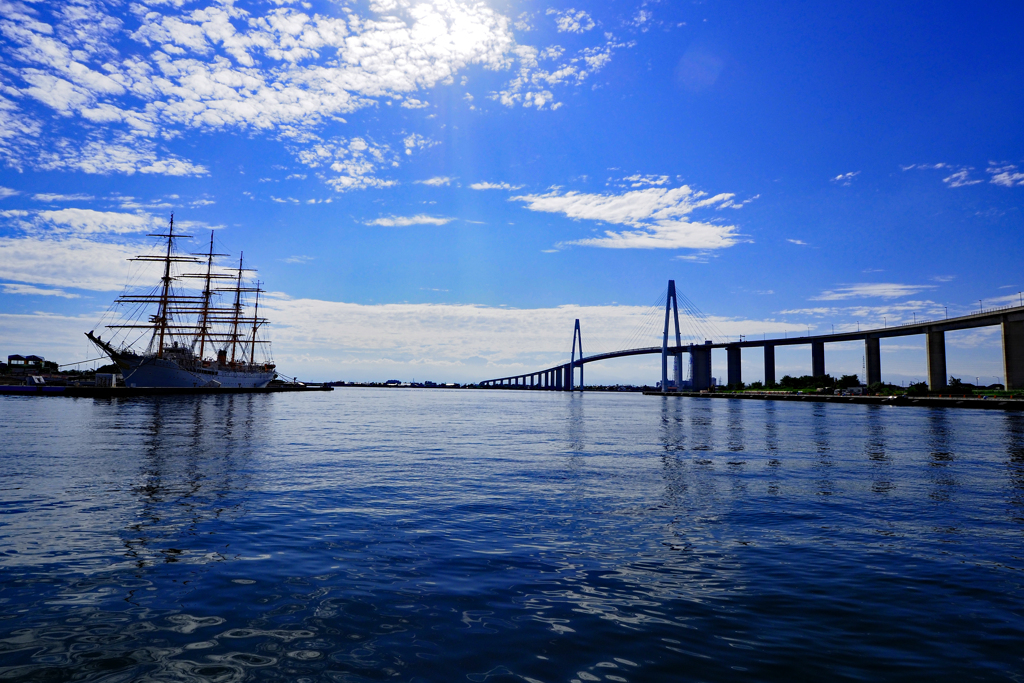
[478,281,1024,392]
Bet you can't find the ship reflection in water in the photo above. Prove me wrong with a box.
[1,390,1024,681]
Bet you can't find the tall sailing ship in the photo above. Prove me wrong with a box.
[87,215,277,388]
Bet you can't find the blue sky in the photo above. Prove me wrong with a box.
[0,0,1022,384]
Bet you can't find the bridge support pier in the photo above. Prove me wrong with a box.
[865,337,881,386]
[727,345,741,387]
[811,341,825,378]
[926,331,947,391]
[764,344,775,386]
[1003,318,1024,390]
[691,343,712,391]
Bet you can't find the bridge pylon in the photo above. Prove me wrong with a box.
[662,280,683,393]
[570,318,583,391]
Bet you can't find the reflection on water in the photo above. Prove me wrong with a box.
[2,391,1024,682]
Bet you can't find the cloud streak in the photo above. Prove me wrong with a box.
[511,185,744,250]
[365,215,454,227]
[811,283,936,301]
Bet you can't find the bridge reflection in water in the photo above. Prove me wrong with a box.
[479,280,1024,393]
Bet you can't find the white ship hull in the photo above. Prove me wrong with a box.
[94,341,276,389]
[120,356,276,388]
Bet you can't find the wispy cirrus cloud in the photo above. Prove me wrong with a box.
[32,193,95,202]
[901,162,1024,188]
[988,163,1024,187]
[470,181,525,190]
[811,283,936,301]
[366,215,454,227]
[0,187,20,199]
[1,283,80,298]
[830,171,859,186]
[511,184,744,251]
[415,176,454,187]
[943,169,982,187]
[621,174,669,187]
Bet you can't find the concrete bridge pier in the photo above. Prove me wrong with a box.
[727,345,741,387]
[865,337,881,386]
[1003,318,1024,390]
[926,331,947,391]
[811,341,825,378]
[691,343,712,391]
[764,344,775,386]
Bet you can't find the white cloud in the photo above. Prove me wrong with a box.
[34,208,161,235]
[547,9,595,33]
[402,133,437,155]
[0,207,179,292]
[0,187,20,198]
[988,163,1024,187]
[943,168,982,187]
[32,193,95,202]
[622,174,669,187]
[470,181,524,190]
[511,185,743,250]
[1,283,80,298]
[0,0,625,181]
[487,36,627,110]
[37,137,207,177]
[631,10,652,30]
[787,239,808,245]
[810,283,936,301]
[830,171,859,186]
[0,296,801,382]
[292,136,398,191]
[902,162,994,188]
[904,162,1024,188]
[514,12,534,31]
[257,294,800,380]
[0,236,143,291]
[365,215,454,226]
[283,255,314,264]
[415,176,453,186]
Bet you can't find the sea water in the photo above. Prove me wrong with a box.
[1,389,1023,681]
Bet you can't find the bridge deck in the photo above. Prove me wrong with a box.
[480,304,1024,385]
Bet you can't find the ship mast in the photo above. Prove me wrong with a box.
[249,280,262,365]
[154,215,177,358]
[229,252,244,364]
[196,232,215,360]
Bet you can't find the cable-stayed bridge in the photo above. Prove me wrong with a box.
[478,280,1024,392]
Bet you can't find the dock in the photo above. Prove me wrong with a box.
[0,384,333,398]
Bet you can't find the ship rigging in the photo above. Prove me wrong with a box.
[86,215,276,388]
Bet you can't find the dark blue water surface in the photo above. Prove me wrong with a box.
[2,389,1023,682]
